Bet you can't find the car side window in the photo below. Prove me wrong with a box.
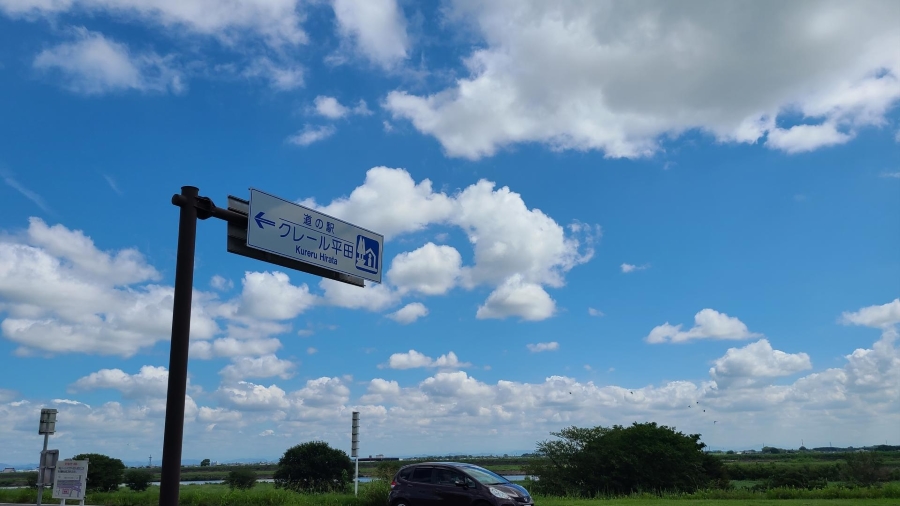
[434,468,464,486]
[409,466,434,483]
[398,467,413,481]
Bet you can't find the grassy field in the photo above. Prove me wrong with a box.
[1,482,898,506]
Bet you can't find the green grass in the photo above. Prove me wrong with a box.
[1,482,899,506]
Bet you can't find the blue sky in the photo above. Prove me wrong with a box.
[1,0,899,465]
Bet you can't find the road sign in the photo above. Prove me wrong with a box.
[226,196,364,287]
[247,189,384,283]
[52,460,88,501]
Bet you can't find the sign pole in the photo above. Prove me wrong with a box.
[156,186,378,506]
[351,411,360,496]
[159,186,200,506]
[37,432,48,506]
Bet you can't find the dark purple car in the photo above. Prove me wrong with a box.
[388,462,534,506]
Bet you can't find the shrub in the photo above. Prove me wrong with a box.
[224,468,257,490]
[843,451,885,486]
[274,441,353,493]
[526,422,730,497]
[123,469,153,491]
[71,453,125,492]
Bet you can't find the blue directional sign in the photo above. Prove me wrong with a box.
[246,189,384,283]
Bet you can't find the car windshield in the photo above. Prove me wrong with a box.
[462,466,509,485]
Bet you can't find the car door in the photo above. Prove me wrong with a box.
[404,466,438,506]
[432,467,473,506]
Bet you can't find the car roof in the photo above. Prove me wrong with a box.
[401,462,484,470]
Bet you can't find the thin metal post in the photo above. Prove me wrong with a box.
[37,432,48,506]
[355,457,359,496]
[159,186,200,506]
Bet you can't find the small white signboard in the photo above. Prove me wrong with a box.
[52,459,88,500]
[247,189,384,283]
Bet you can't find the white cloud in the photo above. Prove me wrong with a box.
[1,0,308,47]
[383,349,432,369]
[710,339,812,387]
[287,124,337,146]
[239,271,316,320]
[0,388,16,402]
[387,302,429,324]
[300,167,455,240]
[307,347,317,355]
[210,275,233,291]
[319,278,398,312]
[621,263,649,273]
[841,299,900,329]
[382,349,470,370]
[70,365,170,399]
[220,354,295,381]
[527,341,559,353]
[190,337,282,360]
[216,382,290,411]
[0,220,219,356]
[302,168,594,321]
[476,275,556,321]
[331,0,408,68]
[33,28,183,95]
[26,217,159,286]
[242,57,304,90]
[880,171,900,178]
[388,243,461,295]
[587,307,604,317]
[385,1,900,159]
[765,122,854,154]
[314,95,372,119]
[646,309,762,344]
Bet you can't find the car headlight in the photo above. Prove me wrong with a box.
[489,487,511,499]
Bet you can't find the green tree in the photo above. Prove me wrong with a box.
[525,422,729,497]
[72,453,125,492]
[200,459,211,467]
[123,469,153,491]
[274,441,353,493]
[224,468,257,490]
[843,452,885,487]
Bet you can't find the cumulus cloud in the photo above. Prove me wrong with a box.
[710,339,812,387]
[382,349,470,370]
[314,95,372,119]
[239,271,316,320]
[385,1,900,159]
[646,309,762,344]
[841,299,900,329]
[476,275,556,321]
[526,342,559,353]
[388,243,461,295]
[0,219,219,356]
[286,124,337,146]
[387,302,429,324]
[588,307,604,317]
[26,217,159,285]
[319,278,398,311]
[190,337,282,360]
[216,382,290,411]
[70,365,170,399]
[331,0,409,68]
[1,0,308,47]
[220,354,296,381]
[33,28,183,95]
